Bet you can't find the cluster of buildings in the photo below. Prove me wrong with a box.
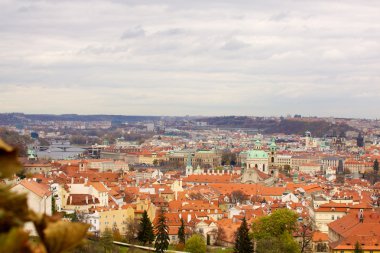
[3,124,380,253]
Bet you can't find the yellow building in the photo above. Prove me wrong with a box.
[98,199,157,234]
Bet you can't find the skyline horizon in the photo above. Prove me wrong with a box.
[0,111,378,120]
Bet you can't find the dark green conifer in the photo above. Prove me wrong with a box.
[137,210,155,245]
[234,217,253,253]
[155,209,169,253]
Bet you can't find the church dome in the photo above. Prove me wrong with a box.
[247,150,269,159]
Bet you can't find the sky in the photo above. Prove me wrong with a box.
[0,0,379,118]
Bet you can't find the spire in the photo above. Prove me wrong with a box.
[186,152,192,167]
[254,139,262,150]
[269,138,277,151]
[186,152,193,176]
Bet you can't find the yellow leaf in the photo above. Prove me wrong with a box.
[0,139,21,179]
[43,221,89,253]
[0,185,30,232]
[0,228,32,253]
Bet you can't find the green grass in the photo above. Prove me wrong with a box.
[118,247,151,253]
[207,247,234,253]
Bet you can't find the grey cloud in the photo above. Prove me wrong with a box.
[121,26,145,39]
[155,28,184,36]
[0,0,380,118]
[221,39,250,51]
[270,11,289,21]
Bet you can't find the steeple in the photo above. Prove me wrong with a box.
[269,138,277,152]
[186,152,193,176]
[254,139,262,150]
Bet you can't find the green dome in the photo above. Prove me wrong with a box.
[247,150,269,159]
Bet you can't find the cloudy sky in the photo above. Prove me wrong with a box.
[1,0,379,118]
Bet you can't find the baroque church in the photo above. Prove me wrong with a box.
[241,139,278,185]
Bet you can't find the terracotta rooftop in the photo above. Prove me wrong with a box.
[18,179,51,198]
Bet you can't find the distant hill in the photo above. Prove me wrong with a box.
[197,116,278,129]
[264,118,355,137]
[0,113,163,125]
[196,116,356,137]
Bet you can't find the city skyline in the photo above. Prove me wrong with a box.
[1,0,380,118]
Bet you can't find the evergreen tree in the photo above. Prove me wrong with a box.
[137,210,155,245]
[374,159,379,173]
[178,218,186,244]
[155,209,170,253]
[51,195,57,214]
[100,228,115,253]
[234,217,253,253]
[354,241,364,253]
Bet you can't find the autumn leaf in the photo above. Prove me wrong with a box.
[0,185,30,233]
[43,221,89,253]
[0,227,33,253]
[0,139,21,179]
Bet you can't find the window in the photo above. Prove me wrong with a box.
[331,215,335,220]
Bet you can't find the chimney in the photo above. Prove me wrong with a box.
[187,213,191,223]
[71,177,74,184]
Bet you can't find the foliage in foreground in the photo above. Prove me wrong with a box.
[0,139,89,253]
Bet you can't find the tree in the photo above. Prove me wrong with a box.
[255,232,300,253]
[153,159,159,166]
[251,208,300,253]
[374,159,379,173]
[251,208,298,239]
[234,217,253,253]
[354,241,364,253]
[185,234,207,253]
[52,195,57,214]
[112,225,123,242]
[215,227,227,246]
[100,228,115,253]
[155,209,170,253]
[124,216,139,243]
[137,210,155,245]
[231,190,246,204]
[298,220,313,253]
[178,218,186,244]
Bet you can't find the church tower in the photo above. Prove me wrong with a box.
[269,138,277,167]
[269,138,278,177]
[185,152,193,176]
[336,159,345,184]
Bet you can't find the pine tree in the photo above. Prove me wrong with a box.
[178,218,186,244]
[155,209,170,253]
[137,210,155,245]
[100,228,115,253]
[354,241,364,253]
[234,217,253,253]
[374,159,379,173]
